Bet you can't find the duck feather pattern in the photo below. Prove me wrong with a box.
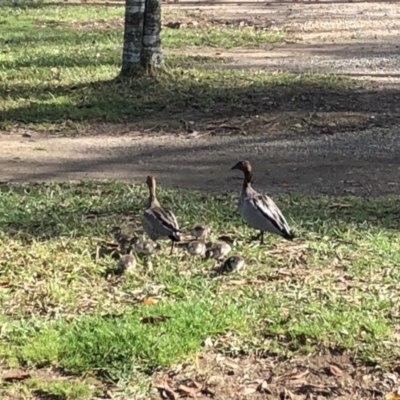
[240,188,293,239]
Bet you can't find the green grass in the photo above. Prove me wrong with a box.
[1,181,400,396]
[0,3,360,131]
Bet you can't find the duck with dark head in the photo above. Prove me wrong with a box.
[231,160,295,245]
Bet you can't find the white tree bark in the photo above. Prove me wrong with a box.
[141,0,162,72]
[120,0,162,76]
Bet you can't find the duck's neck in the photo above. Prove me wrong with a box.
[148,186,160,208]
[241,170,252,193]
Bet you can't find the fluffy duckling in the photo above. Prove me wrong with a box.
[110,226,131,252]
[142,175,181,255]
[218,255,245,274]
[191,223,210,241]
[231,160,294,245]
[116,252,136,274]
[205,241,232,261]
[130,237,161,256]
[178,239,207,257]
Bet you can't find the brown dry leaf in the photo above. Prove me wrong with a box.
[178,383,202,396]
[227,279,247,286]
[222,359,239,369]
[142,297,158,305]
[329,202,353,209]
[0,280,10,288]
[2,369,31,382]
[280,307,290,318]
[247,279,266,285]
[157,385,177,400]
[329,365,343,376]
[300,383,330,395]
[242,386,257,395]
[386,390,400,400]
[140,315,171,324]
[288,378,308,389]
[280,369,309,381]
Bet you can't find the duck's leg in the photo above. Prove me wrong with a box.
[169,241,175,255]
[144,256,153,273]
[259,231,264,245]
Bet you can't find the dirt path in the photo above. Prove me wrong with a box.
[2,126,400,197]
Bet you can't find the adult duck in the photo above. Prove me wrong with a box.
[231,160,294,244]
[142,175,181,255]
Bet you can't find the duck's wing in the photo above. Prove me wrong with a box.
[250,193,294,239]
[162,207,180,232]
[150,207,179,232]
[144,206,180,241]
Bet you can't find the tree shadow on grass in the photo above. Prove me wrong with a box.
[2,69,400,134]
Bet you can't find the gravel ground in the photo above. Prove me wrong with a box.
[2,126,400,197]
[165,0,400,82]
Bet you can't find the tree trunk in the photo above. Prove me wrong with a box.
[141,0,162,72]
[120,0,162,77]
[120,0,145,76]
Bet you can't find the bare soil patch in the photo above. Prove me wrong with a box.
[154,351,400,399]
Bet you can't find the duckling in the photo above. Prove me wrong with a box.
[177,239,206,257]
[130,237,161,256]
[231,160,294,244]
[116,252,136,274]
[191,223,210,240]
[110,226,131,252]
[205,241,232,261]
[142,176,181,255]
[218,255,245,274]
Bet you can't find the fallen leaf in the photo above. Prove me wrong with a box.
[386,388,400,400]
[279,369,309,381]
[140,315,171,324]
[222,359,239,369]
[157,385,177,400]
[2,369,31,382]
[242,386,257,395]
[329,202,353,209]
[227,279,247,286]
[178,384,201,396]
[203,337,213,347]
[142,297,158,305]
[280,308,290,318]
[290,369,309,380]
[329,365,343,376]
[257,380,272,394]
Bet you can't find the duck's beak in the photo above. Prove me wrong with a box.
[230,162,239,170]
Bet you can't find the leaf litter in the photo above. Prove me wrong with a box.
[153,352,400,399]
